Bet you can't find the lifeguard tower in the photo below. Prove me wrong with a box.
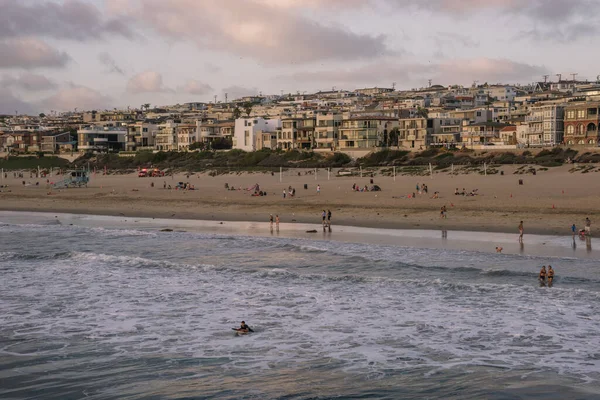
[52,169,90,188]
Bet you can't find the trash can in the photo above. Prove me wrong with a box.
[519,179,523,185]
[370,179,373,184]
[304,184,308,190]
[500,171,504,176]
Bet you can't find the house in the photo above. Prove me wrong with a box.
[563,102,600,145]
[499,125,518,145]
[41,131,72,153]
[461,122,512,146]
[315,111,343,150]
[78,124,127,152]
[233,117,281,151]
[339,117,397,150]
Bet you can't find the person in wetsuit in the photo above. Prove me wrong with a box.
[539,265,547,285]
[239,321,254,333]
[547,266,555,287]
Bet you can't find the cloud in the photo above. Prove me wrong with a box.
[181,80,213,95]
[280,58,548,88]
[126,71,171,93]
[204,63,222,74]
[222,86,259,100]
[0,38,70,69]
[111,0,390,64]
[0,88,37,115]
[98,52,125,74]
[39,84,113,112]
[0,0,134,41]
[1,73,57,91]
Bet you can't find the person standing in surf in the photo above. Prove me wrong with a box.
[539,265,547,286]
[269,214,274,231]
[547,266,555,287]
[518,221,524,243]
[275,215,280,231]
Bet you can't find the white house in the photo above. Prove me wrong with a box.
[233,117,281,151]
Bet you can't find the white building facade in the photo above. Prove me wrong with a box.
[233,117,281,151]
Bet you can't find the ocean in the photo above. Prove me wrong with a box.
[1,212,599,399]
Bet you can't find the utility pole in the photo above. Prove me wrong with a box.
[428,79,432,88]
[571,73,578,82]
[543,75,549,83]
[214,95,217,104]
[225,93,228,104]
[392,82,396,90]
[556,73,562,82]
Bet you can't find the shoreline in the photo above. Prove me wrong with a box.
[1,210,597,259]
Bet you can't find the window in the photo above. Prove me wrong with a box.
[143,128,148,132]
[589,108,598,116]
[567,125,574,135]
[577,110,585,119]
[244,130,249,146]
[567,111,575,119]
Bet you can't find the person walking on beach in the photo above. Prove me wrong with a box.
[322,210,327,226]
[327,209,332,225]
[518,221,524,243]
[585,217,591,235]
[283,189,286,199]
[275,215,280,231]
[547,265,555,287]
[269,214,274,231]
[317,184,321,195]
[539,265,547,286]
[572,223,577,237]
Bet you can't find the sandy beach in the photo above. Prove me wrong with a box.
[1,165,599,236]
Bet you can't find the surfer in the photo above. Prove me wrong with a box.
[539,265,547,286]
[547,266,555,287]
[238,321,254,333]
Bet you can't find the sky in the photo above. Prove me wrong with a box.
[1,0,599,114]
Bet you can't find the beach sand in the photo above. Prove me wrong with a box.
[0,164,598,236]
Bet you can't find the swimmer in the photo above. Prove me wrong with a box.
[239,321,254,333]
[547,265,554,287]
[539,265,547,286]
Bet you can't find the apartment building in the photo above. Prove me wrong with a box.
[176,123,199,151]
[339,117,397,149]
[524,104,565,146]
[563,102,600,145]
[397,118,433,150]
[127,122,158,151]
[233,117,281,151]
[429,117,463,146]
[279,116,315,150]
[315,111,342,150]
[155,121,178,151]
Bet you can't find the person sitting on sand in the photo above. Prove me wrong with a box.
[495,247,503,253]
[239,321,254,333]
[539,266,547,284]
[455,188,459,195]
[547,265,555,286]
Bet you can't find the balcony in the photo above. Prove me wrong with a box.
[525,115,543,122]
